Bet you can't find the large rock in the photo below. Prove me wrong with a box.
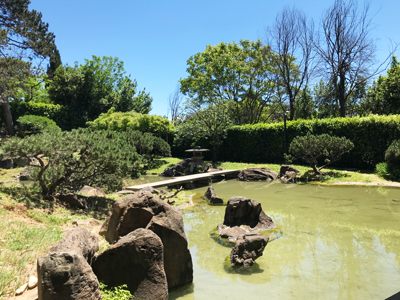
[0,159,13,169]
[102,191,193,289]
[204,186,223,204]
[230,233,269,267]
[238,167,278,181]
[279,165,300,184]
[50,226,99,265]
[217,197,276,241]
[78,185,106,197]
[19,168,30,181]
[159,158,192,177]
[58,193,87,209]
[92,228,168,300]
[37,251,102,300]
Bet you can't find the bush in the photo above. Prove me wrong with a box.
[213,114,400,169]
[287,133,354,174]
[87,108,175,137]
[16,115,61,137]
[99,282,132,300]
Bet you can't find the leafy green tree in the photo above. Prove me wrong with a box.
[0,0,56,135]
[48,56,152,129]
[362,56,400,115]
[294,86,315,119]
[180,40,279,125]
[0,129,152,198]
[287,133,354,175]
[175,102,232,162]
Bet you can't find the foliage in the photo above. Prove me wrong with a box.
[47,56,153,129]
[173,103,232,161]
[0,129,144,198]
[16,115,61,137]
[180,39,281,125]
[0,0,56,135]
[87,108,175,137]
[213,114,400,169]
[363,56,400,115]
[385,139,400,169]
[286,133,354,174]
[294,86,315,120]
[99,282,133,300]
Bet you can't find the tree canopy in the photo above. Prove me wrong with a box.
[47,55,153,129]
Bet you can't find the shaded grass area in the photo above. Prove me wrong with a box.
[0,167,24,182]
[146,157,182,174]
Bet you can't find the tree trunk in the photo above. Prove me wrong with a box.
[1,98,15,135]
[338,74,347,117]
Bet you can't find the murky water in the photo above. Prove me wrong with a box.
[170,180,400,300]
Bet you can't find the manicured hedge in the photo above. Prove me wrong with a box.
[217,115,400,169]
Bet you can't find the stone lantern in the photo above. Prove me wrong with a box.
[185,146,210,173]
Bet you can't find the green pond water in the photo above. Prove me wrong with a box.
[169,180,400,300]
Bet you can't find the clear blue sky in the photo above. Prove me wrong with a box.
[29,0,400,117]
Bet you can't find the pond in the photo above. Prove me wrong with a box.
[169,180,400,300]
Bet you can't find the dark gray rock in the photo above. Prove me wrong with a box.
[139,186,160,194]
[279,165,300,177]
[102,191,193,289]
[159,158,192,177]
[238,167,278,181]
[204,186,223,204]
[50,226,99,265]
[230,233,269,267]
[58,193,87,209]
[13,157,27,168]
[37,251,102,300]
[19,168,30,181]
[279,165,300,183]
[92,228,168,300]
[0,159,13,169]
[217,197,276,241]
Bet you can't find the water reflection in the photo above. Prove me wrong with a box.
[170,182,400,300]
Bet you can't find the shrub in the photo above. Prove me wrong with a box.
[287,133,354,174]
[385,139,400,168]
[0,128,150,198]
[87,108,175,137]
[99,282,132,300]
[16,115,61,137]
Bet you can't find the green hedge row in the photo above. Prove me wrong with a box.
[9,102,80,130]
[217,115,400,169]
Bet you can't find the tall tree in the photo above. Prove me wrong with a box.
[180,40,279,125]
[168,85,183,123]
[266,7,315,120]
[0,0,55,135]
[315,0,377,117]
[48,56,152,129]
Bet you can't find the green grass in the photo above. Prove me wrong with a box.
[0,167,25,182]
[146,157,182,173]
[0,216,63,296]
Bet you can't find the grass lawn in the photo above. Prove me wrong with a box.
[147,157,394,185]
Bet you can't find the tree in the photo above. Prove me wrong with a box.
[362,56,400,115]
[315,0,377,117]
[287,133,354,175]
[180,40,278,125]
[46,45,62,81]
[294,85,315,119]
[48,56,152,129]
[168,85,183,122]
[0,128,169,198]
[0,0,56,135]
[266,7,315,120]
[176,101,232,162]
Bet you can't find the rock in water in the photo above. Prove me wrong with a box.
[204,186,223,204]
[217,197,276,241]
[238,167,278,181]
[101,191,193,289]
[92,228,168,300]
[50,226,99,265]
[37,251,102,300]
[230,233,269,267]
[279,165,300,183]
